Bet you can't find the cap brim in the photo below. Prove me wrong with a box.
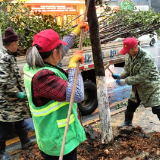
[60,40,68,45]
[119,48,129,55]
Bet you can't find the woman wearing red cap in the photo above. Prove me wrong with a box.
[23,22,88,160]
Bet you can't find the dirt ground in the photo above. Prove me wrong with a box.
[12,106,160,160]
[15,125,160,160]
[78,125,160,160]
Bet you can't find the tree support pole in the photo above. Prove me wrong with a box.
[59,1,90,159]
[87,0,113,143]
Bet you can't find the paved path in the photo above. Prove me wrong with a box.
[111,105,160,134]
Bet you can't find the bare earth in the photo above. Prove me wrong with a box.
[12,105,160,160]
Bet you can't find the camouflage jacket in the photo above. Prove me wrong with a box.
[120,47,160,107]
[0,47,30,122]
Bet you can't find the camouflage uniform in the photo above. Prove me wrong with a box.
[0,46,30,122]
[120,46,160,108]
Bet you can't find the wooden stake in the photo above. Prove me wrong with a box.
[104,63,113,75]
[59,62,80,160]
[108,67,114,75]
[59,1,90,160]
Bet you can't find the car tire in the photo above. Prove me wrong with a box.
[78,81,98,116]
[150,38,155,46]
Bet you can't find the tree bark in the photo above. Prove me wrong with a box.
[0,26,2,49]
[87,0,113,143]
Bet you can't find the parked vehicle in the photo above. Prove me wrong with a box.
[17,41,125,116]
[138,32,158,46]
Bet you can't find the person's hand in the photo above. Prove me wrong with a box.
[116,79,126,86]
[68,50,84,69]
[72,20,89,36]
[79,20,89,32]
[16,92,26,99]
[112,74,120,80]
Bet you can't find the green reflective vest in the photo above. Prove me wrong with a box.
[23,64,86,156]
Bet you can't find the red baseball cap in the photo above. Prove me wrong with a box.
[32,29,68,53]
[120,37,138,55]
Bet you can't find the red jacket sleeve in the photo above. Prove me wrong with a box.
[32,69,67,107]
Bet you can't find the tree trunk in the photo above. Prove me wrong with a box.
[0,26,2,49]
[87,0,113,143]
[0,1,2,49]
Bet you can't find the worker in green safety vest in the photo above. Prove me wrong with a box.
[23,21,89,160]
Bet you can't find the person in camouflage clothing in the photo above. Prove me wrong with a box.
[0,27,32,160]
[112,37,160,127]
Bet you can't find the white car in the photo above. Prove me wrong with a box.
[138,32,158,46]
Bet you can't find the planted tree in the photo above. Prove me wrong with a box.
[0,26,2,49]
[86,0,160,144]
[87,0,113,144]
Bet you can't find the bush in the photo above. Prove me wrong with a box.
[0,1,91,53]
[0,1,70,49]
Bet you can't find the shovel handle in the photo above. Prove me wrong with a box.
[59,1,90,159]
[59,62,80,160]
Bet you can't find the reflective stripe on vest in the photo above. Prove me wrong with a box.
[30,101,69,117]
[24,70,70,117]
[24,70,34,81]
[57,114,75,128]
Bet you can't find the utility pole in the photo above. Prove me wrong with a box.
[87,0,113,143]
[148,0,151,10]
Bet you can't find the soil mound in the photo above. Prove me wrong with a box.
[18,126,160,160]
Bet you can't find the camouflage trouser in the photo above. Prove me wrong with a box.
[0,120,27,140]
[127,92,160,115]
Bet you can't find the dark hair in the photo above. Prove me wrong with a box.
[3,41,13,47]
[26,43,63,68]
[35,44,63,60]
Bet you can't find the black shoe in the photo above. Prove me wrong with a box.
[16,128,34,149]
[118,111,134,128]
[118,120,132,128]
[20,136,33,149]
[0,151,12,160]
[0,140,12,160]
[157,114,160,120]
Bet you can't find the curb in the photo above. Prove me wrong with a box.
[6,100,128,156]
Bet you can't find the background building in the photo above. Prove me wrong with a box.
[11,0,85,26]
[107,0,160,13]
[108,0,149,11]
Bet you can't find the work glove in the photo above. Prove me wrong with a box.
[112,74,120,79]
[16,91,26,99]
[116,79,126,86]
[68,50,84,69]
[72,20,89,36]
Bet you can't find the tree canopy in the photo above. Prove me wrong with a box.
[0,0,160,51]
[99,0,160,43]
